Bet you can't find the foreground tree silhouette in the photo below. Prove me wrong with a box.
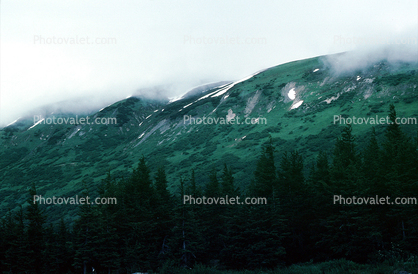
[26,184,46,274]
[73,185,101,274]
[222,139,286,269]
[278,150,307,263]
[251,136,278,198]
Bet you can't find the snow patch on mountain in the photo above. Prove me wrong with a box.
[288,88,296,100]
[27,118,44,130]
[291,100,304,109]
[211,70,264,98]
[226,109,236,122]
[183,102,193,108]
[6,118,20,127]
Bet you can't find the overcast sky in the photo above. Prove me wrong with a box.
[1,0,417,126]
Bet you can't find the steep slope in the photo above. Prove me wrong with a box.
[1,53,417,220]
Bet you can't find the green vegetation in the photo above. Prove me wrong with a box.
[1,104,417,273]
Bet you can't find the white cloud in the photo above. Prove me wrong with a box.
[1,0,417,126]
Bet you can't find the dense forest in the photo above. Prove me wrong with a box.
[1,104,417,274]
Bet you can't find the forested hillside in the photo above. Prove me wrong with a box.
[1,104,417,273]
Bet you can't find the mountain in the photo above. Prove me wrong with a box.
[1,53,417,220]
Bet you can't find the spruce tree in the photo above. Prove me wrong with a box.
[222,137,286,269]
[153,166,174,268]
[26,184,46,274]
[221,164,238,196]
[322,124,369,262]
[171,177,205,268]
[202,168,223,263]
[381,104,418,252]
[253,136,278,198]
[278,150,306,263]
[73,185,101,274]
[3,207,31,273]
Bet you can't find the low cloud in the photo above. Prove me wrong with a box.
[324,29,418,75]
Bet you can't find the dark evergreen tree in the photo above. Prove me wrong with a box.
[26,184,46,274]
[202,168,224,264]
[153,166,174,268]
[205,167,220,197]
[186,169,202,197]
[381,104,418,253]
[330,123,360,189]
[221,138,286,269]
[221,164,237,196]
[252,136,278,198]
[307,151,332,261]
[322,124,370,262]
[73,185,101,274]
[278,150,304,195]
[95,211,121,273]
[277,150,307,263]
[171,177,205,268]
[125,158,156,272]
[309,150,330,190]
[362,127,382,185]
[3,207,31,273]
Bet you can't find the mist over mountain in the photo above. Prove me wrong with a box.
[2,0,417,128]
[325,43,418,75]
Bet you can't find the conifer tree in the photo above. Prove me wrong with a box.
[26,184,46,274]
[307,151,332,261]
[73,184,101,274]
[322,124,369,262]
[186,169,202,197]
[2,208,31,273]
[309,150,330,189]
[205,167,220,197]
[153,166,174,268]
[362,127,382,188]
[95,211,121,273]
[278,150,304,195]
[330,123,361,193]
[122,157,156,272]
[253,136,277,198]
[381,104,418,251]
[222,137,286,269]
[171,177,204,268]
[221,164,237,196]
[202,167,224,263]
[277,150,306,263]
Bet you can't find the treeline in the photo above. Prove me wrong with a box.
[1,104,417,273]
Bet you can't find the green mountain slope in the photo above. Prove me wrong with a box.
[1,53,417,220]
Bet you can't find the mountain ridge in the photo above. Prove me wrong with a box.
[1,52,417,220]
